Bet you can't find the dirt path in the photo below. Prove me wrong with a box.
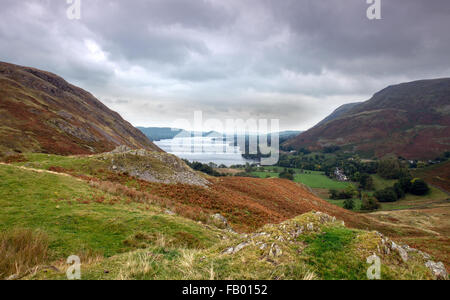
[0,162,83,181]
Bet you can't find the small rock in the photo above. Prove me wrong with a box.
[222,247,234,255]
[233,242,250,253]
[6,274,18,281]
[269,243,282,257]
[210,213,230,229]
[307,223,314,231]
[251,232,268,239]
[419,251,431,260]
[425,261,448,280]
[164,209,175,216]
[391,241,408,262]
[402,245,417,253]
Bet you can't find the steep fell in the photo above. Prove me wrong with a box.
[0,62,160,155]
[285,79,450,159]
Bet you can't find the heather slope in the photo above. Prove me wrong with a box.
[285,79,450,159]
[0,62,160,155]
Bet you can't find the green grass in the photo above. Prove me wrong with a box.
[250,169,352,189]
[327,198,363,211]
[13,153,107,175]
[371,174,449,210]
[0,164,219,262]
[302,226,367,280]
[0,157,438,280]
[371,175,397,190]
[294,172,351,189]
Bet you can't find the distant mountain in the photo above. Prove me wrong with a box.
[284,78,450,159]
[0,62,160,155]
[137,127,222,141]
[138,127,186,141]
[139,127,302,143]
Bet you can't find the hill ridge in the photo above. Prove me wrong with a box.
[0,61,160,155]
[284,78,450,159]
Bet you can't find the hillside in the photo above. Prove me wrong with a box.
[0,162,446,280]
[315,102,363,127]
[284,79,450,159]
[412,161,450,192]
[0,62,160,155]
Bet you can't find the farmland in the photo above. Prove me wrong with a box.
[249,168,352,190]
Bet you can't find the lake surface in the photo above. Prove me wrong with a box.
[155,137,254,166]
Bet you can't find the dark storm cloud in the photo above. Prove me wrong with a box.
[0,0,449,130]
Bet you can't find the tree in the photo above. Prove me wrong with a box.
[361,195,380,211]
[359,173,374,190]
[245,163,254,173]
[398,175,413,193]
[374,187,398,203]
[279,168,294,181]
[343,199,355,210]
[393,183,405,199]
[323,145,341,154]
[328,186,354,200]
[410,179,430,195]
[377,158,409,179]
[329,189,339,200]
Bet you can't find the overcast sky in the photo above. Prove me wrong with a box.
[1,0,449,131]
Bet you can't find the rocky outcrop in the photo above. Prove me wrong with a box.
[219,211,447,280]
[99,146,210,187]
[425,261,448,280]
[375,231,447,280]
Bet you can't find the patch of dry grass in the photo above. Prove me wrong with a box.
[0,228,49,279]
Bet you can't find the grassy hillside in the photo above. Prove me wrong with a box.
[0,164,221,279]
[1,153,447,280]
[413,161,450,193]
[26,211,435,280]
[5,152,366,233]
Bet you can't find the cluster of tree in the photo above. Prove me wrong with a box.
[279,168,295,181]
[343,198,355,210]
[329,185,356,200]
[360,194,380,211]
[374,175,430,203]
[276,151,372,175]
[377,158,409,179]
[183,160,224,177]
[323,145,341,154]
[353,172,374,190]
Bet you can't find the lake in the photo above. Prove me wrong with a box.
[155,137,255,166]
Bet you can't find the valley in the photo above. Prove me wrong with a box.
[0,62,448,281]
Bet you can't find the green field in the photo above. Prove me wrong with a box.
[250,169,352,190]
[370,174,449,210]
